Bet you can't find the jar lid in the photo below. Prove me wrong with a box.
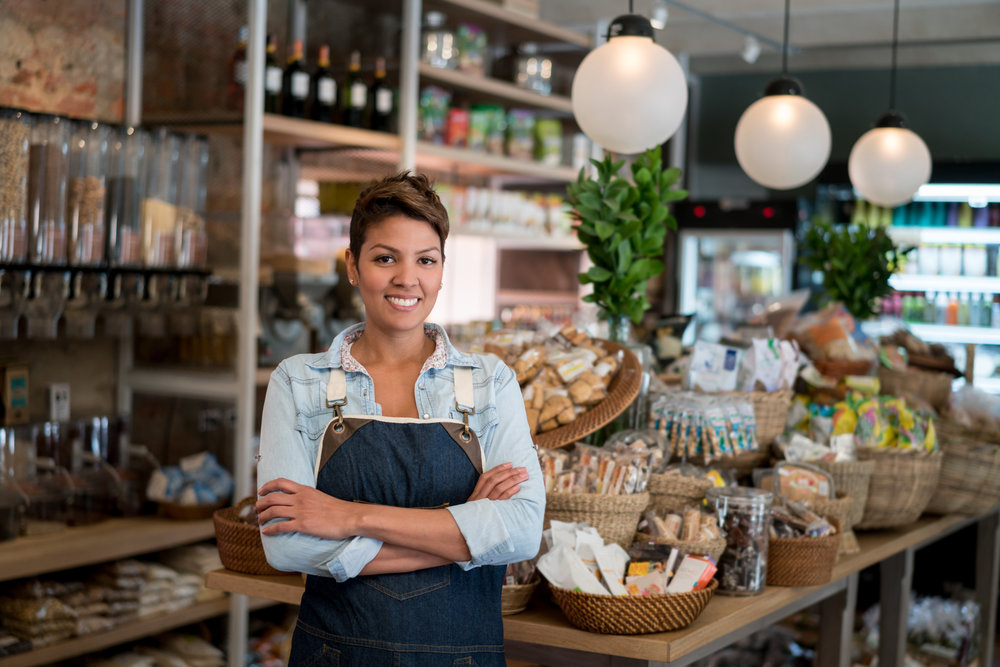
[706,486,772,505]
[425,11,446,27]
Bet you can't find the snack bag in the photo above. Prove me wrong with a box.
[855,398,892,448]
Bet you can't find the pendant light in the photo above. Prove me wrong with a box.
[571,0,688,155]
[733,0,831,190]
[848,0,931,208]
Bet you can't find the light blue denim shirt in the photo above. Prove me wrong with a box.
[257,322,544,582]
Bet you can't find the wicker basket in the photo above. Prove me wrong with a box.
[810,459,875,532]
[544,492,649,550]
[160,500,226,521]
[647,473,714,515]
[814,359,876,381]
[877,367,954,413]
[684,449,771,481]
[925,422,1000,515]
[501,576,540,616]
[797,492,853,558]
[766,518,842,587]
[634,531,727,562]
[213,497,282,576]
[549,579,718,635]
[854,448,943,530]
[534,340,642,450]
[745,390,794,446]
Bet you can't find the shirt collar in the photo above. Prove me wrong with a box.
[307,322,476,372]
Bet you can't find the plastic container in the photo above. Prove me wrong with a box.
[27,114,71,265]
[141,128,181,267]
[176,134,209,269]
[68,120,109,266]
[421,11,457,69]
[105,125,147,266]
[0,108,31,263]
[707,486,772,596]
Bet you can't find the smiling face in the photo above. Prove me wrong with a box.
[346,214,444,337]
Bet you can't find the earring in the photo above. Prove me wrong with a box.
[440,282,444,289]
[349,278,356,286]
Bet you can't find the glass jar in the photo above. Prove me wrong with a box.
[21,423,71,535]
[421,11,457,69]
[176,134,208,269]
[105,125,146,267]
[706,486,772,596]
[513,43,553,96]
[0,108,31,263]
[141,128,180,268]
[27,114,71,265]
[0,427,26,542]
[68,120,109,266]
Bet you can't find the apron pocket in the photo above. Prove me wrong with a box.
[302,644,340,667]
[361,565,451,601]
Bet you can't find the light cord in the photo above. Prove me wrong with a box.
[889,0,900,110]
[781,0,790,75]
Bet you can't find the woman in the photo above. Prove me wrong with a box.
[256,172,544,666]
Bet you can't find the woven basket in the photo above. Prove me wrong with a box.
[814,358,876,381]
[549,579,717,635]
[647,473,714,514]
[685,449,771,480]
[810,459,875,532]
[501,576,540,616]
[854,448,943,530]
[744,390,794,446]
[877,367,954,413]
[766,518,842,587]
[213,497,282,576]
[160,500,226,521]
[534,340,642,450]
[925,422,1000,515]
[544,492,649,550]
[634,531,727,562]
[797,492,853,558]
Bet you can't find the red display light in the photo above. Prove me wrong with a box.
[761,205,776,219]
[693,205,707,218]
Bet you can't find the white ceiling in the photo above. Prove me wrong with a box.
[539,0,1000,74]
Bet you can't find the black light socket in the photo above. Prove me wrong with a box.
[874,110,908,128]
[763,75,805,97]
[607,14,654,40]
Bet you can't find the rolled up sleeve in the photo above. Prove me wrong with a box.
[447,363,544,568]
[257,365,382,581]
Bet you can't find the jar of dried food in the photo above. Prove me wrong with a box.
[27,114,71,265]
[707,486,772,596]
[105,126,146,267]
[0,108,31,263]
[421,11,457,69]
[140,128,180,268]
[175,134,208,269]
[68,120,109,266]
[0,427,26,542]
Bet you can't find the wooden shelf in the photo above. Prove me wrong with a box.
[0,596,276,667]
[890,273,1000,294]
[0,517,215,583]
[426,0,591,49]
[415,141,577,181]
[496,289,581,306]
[125,368,239,401]
[909,323,1000,345]
[418,63,573,113]
[887,226,1000,245]
[206,570,304,606]
[453,227,582,250]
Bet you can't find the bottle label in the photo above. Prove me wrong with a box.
[265,66,282,93]
[351,82,367,108]
[291,71,309,99]
[318,78,336,104]
[235,61,247,86]
[376,88,393,113]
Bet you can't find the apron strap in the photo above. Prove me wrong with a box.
[453,366,476,442]
[326,368,347,433]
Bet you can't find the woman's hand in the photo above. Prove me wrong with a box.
[467,463,529,502]
[256,478,360,541]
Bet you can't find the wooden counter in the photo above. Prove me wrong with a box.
[206,509,1000,666]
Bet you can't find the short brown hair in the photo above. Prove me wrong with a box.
[348,172,450,263]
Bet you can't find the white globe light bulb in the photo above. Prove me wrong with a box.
[734,93,831,190]
[848,124,932,207]
[571,35,688,155]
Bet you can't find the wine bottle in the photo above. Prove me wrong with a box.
[264,34,283,114]
[226,25,249,111]
[343,51,367,128]
[368,56,393,132]
[282,39,310,118]
[310,45,337,123]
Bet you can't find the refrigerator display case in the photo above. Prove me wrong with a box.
[674,201,797,344]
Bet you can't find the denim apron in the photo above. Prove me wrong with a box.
[288,367,506,667]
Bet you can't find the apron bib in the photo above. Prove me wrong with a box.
[289,367,505,667]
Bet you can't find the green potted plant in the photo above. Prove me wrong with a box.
[565,146,687,341]
[799,217,912,320]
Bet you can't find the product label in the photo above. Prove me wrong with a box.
[318,78,336,104]
[265,66,282,93]
[351,82,367,108]
[376,88,393,113]
[291,71,309,99]
[235,61,247,86]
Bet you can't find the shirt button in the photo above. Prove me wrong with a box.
[422,413,430,420]
[419,384,425,390]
